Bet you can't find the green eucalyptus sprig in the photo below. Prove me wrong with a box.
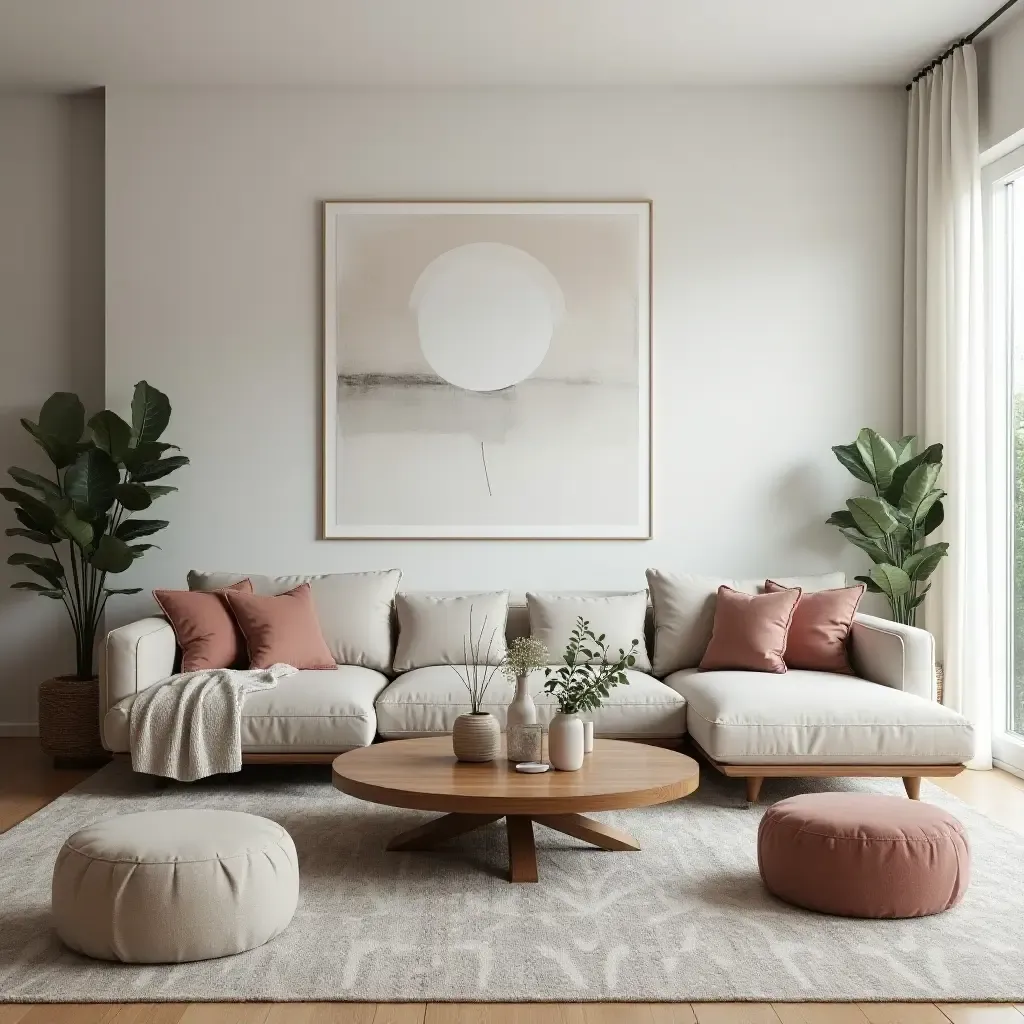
[827,427,947,626]
[3,381,188,678]
[543,617,637,716]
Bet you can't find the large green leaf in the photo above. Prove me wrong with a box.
[825,510,856,529]
[115,482,152,511]
[89,535,134,573]
[869,563,912,600]
[910,583,932,609]
[130,381,171,446]
[884,442,943,505]
[11,581,64,599]
[893,435,917,464]
[846,496,899,539]
[121,441,178,475]
[5,526,56,545]
[38,392,84,446]
[922,499,945,537]
[6,467,60,499]
[840,528,891,564]
[129,456,189,483]
[899,462,941,517]
[854,574,884,594]
[7,552,64,587]
[64,449,120,516]
[88,411,132,462]
[19,418,76,469]
[144,484,176,500]
[902,542,949,582]
[855,428,898,490]
[115,518,168,541]
[0,487,57,529]
[128,543,160,558]
[104,587,143,596]
[832,443,872,484]
[57,509,94,550]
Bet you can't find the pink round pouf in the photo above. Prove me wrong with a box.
[757,793,970,918]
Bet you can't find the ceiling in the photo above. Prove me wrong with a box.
[0,0,1010,90]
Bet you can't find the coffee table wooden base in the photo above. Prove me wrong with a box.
[385,810,641,883]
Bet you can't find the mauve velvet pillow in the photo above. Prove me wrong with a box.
[764,579,866,674]
[699,585,802,673]
[224,583,335,670]
[154,578,253,673]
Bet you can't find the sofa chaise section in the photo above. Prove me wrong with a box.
[663,613,974,800]
[101,617,389,757]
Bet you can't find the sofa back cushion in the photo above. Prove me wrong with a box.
[645,570,847,677]
[526,591,652,671]
[393,592,510,671]
[187,569,401,672]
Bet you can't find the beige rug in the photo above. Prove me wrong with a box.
[0,761,1020,1003]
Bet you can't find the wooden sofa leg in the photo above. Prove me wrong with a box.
[903,776,921,800]
[745,777,764,803]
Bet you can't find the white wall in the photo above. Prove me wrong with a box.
[0,93,104,731]
[979,8,1024,153]
[104,87,906,622]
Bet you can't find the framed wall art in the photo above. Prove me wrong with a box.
[322,200,652,539]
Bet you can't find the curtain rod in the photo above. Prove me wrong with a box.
[906,0,1022,89]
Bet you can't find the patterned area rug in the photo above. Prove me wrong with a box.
[0,760,1020,1003]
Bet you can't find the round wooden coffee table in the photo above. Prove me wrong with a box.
[332,737,699,883]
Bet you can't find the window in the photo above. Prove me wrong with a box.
[987,146,1024,774]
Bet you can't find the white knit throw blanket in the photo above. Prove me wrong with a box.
[128,663,297,782]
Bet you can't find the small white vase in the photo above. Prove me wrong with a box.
[583,720,594,754]
[506,673,538,761]
[548,712,585,771]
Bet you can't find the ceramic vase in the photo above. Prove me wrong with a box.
[548,712,585,771]
[453,712,500,762]
[506,673,538,761]
[583,720,594,754]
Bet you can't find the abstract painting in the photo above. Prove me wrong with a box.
[322,201,651,539]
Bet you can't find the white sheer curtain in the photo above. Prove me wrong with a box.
[903,43,993,769]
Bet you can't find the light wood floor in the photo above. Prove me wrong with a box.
[2,738,1023,1024]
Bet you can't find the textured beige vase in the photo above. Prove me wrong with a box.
[452,713,500,762]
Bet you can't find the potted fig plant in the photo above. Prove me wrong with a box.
[4,382,188,765]
[543,618,638,771]
[827,428,948,626]
[450,608,505,762]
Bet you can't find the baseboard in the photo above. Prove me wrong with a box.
[994,757,1024,781]
[0,722,39,737]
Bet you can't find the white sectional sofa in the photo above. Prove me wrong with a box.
[99,570,975,799]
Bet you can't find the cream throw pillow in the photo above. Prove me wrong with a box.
[527,592,652,672]
[393,592,510,671]
[645,570,847,677]
[187,569,401,672]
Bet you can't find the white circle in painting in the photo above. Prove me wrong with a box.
[410,242,565,392]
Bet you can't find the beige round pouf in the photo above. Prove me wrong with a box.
[52,809,298,963]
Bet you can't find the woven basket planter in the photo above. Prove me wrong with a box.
[452,712,500,762]
[38,676,109,766]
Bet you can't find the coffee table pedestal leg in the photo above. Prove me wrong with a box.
[506,815,538,883]
[384,811,641,882]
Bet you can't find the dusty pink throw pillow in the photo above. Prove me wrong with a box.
[764,579,865,674]
[154,579,253,673]
[699,585,801,673]
[224,582,335,670]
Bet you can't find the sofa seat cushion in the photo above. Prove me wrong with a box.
[664,668,974,765]
[103,666,388,754]
[375,667,687,740]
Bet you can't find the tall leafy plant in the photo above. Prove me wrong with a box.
[827,428,947,625]
[3,382,188,679]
